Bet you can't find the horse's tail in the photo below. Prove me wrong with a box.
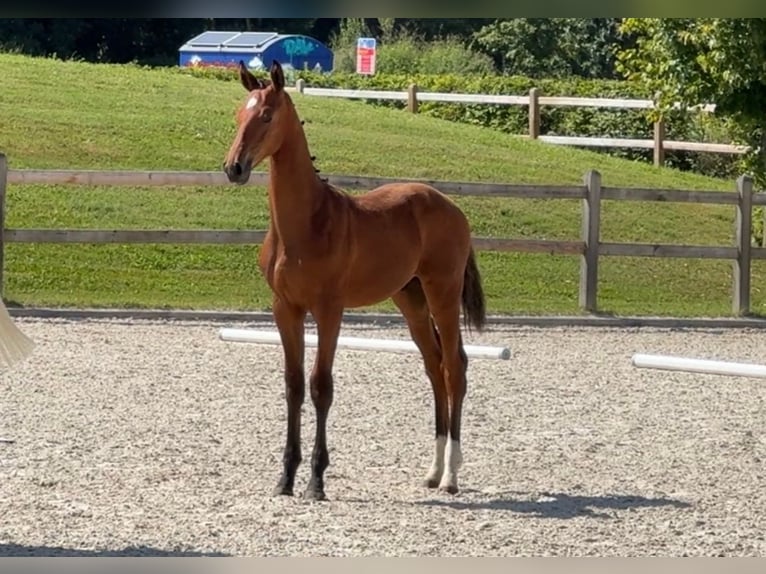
[461,247,487,333]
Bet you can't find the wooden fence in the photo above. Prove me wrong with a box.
[292,82,750,167]
[1,152,765,315]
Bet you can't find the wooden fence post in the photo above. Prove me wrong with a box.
[653,119,665,167]
[762,204,766,248]
[528,88,540,139]
[407,83,418,114]
[0,153,6,298]
[579,170,601,313]
[295,78,305,94]
[733,174,753,315]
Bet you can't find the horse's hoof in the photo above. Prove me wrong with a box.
[303,486,327,501]
[273,484,294,497]
[439,484,459,495]
[424,478,440,489]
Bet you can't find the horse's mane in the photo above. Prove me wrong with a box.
[309,152,346,198]
[300,118,329,185]
[311,156,328,184]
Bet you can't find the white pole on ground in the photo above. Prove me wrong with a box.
[0,299,34,368]
[219,328,511,360]
[632,353,766,379]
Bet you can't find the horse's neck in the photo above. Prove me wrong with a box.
[267,126,326,248]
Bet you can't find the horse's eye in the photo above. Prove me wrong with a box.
[262,113,272,123]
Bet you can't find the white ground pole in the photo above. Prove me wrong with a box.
[219,328,511,360]
[632,353,766,379]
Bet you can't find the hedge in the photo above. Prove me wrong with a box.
[181,66,744,179]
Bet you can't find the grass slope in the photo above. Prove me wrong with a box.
[0,53,762,317]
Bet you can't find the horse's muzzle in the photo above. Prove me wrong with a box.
[223,160,252,185]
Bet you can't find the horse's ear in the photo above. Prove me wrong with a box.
[238,60,264,92]
[270,60,285,92]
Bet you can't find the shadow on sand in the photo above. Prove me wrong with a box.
[0,543,229,557]
[417,491,691,519]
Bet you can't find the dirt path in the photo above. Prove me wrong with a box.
[1,317,764,556]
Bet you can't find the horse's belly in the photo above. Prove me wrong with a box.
[341,219,423,306]
[343,277,411,308]
[343,255,418,308]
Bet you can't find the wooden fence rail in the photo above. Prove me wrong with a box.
[1,153,764,315]
[292,82,750,167]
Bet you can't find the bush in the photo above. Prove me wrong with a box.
[327,19,497,76]
[326,18,371,74]
[290,70,746,179]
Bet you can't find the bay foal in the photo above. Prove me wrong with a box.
[223,60,486,500]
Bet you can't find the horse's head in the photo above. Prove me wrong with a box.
[223,59,288,184]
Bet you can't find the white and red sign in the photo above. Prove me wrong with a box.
[356,37,377,75]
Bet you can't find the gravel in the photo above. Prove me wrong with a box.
[1,316,765,556]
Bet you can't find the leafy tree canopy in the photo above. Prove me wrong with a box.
[616,18,766,184]
[472,18,627,79]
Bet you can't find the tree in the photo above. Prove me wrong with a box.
[395,18,494,40]
[616,18,766,187]
[472,18,626,79]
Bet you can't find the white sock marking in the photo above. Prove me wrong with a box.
[439,439,462,491]
[426,435,447,483]
[448,439,463,471]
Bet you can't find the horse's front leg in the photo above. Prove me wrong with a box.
[272,296,307,496]
[304,303,343,501]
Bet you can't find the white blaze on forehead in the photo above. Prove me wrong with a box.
[246,95,259,110]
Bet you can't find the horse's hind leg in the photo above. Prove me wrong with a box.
[392,278,448,488]
[420,277,468,495]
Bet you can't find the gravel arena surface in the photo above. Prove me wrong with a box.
[1,316,766,557]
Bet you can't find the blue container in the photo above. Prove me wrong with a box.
[179,31,334,72]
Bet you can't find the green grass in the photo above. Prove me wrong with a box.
[0,52,762,317]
